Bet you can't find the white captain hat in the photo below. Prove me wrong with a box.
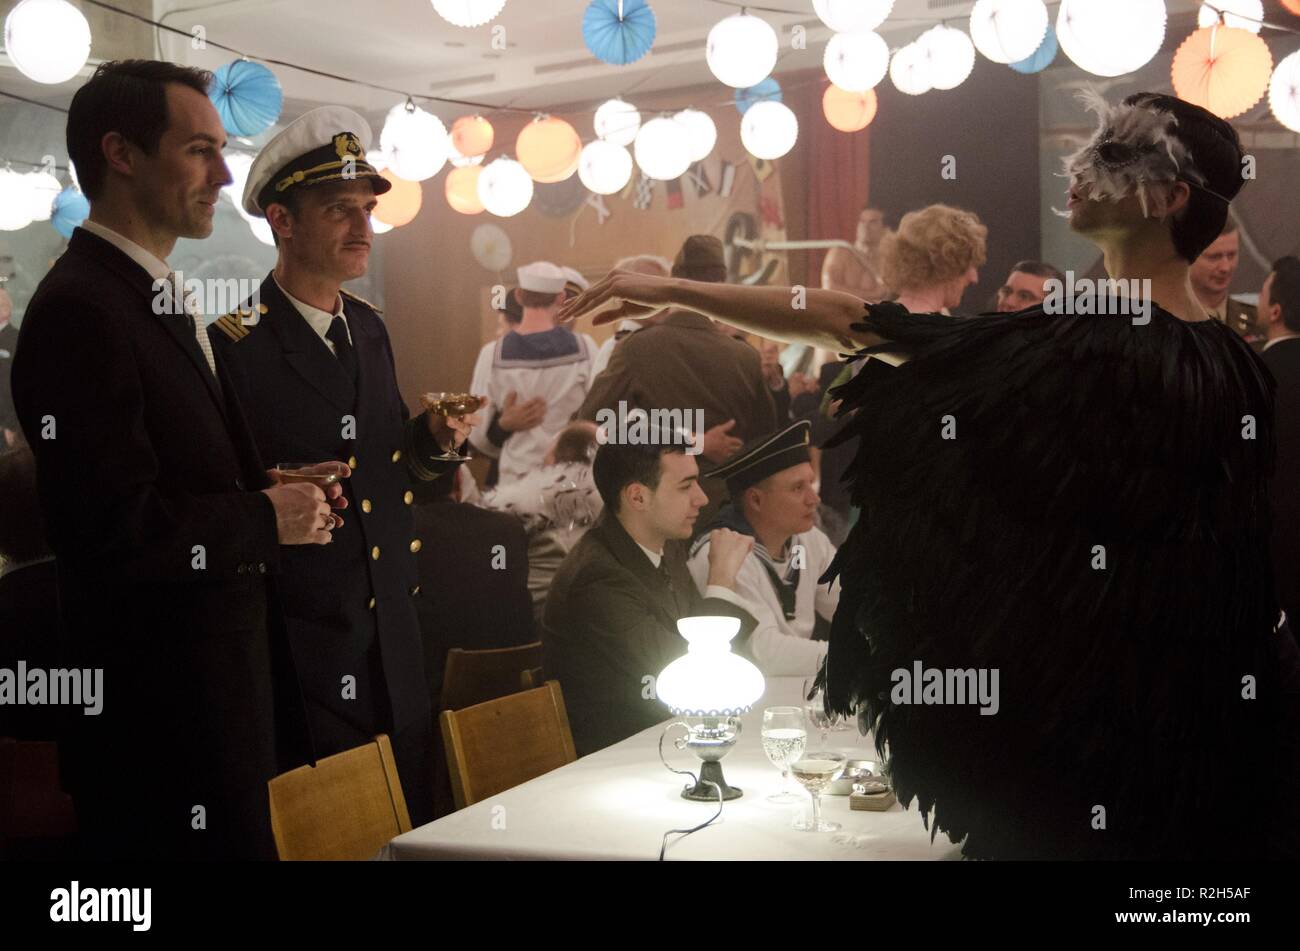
[242,105,390,218]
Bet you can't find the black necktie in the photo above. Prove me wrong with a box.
[326,315,358,383]
[658,559,683,617]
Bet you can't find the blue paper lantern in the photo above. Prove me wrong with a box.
[50,186,89,239]
[1010,24,1057,75]
[735,78,782,116]
[210,60,283,137]
[583,0,656,66]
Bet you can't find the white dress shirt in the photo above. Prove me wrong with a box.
[634,539,752,615]
[1262,333,1300,353]
[274,276,350,352]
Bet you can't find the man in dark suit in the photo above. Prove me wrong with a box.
[543,425,758,756]
[11,60,332,860]
[0,288,17,447]
[1259,257,1300,637]
[209,107,479,824]
[577,236,778,521]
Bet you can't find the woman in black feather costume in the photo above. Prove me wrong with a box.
[559,93,1300,860]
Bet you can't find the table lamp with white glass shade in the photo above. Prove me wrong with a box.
[657,615,765,801]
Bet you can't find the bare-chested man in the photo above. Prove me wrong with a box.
[822,206,888,301]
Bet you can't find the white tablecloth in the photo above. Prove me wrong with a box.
[382,677,963,860]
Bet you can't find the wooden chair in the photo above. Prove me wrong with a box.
[438,642,543,711]
[519,666,544,690]
[440,681,577,810]
[267,734,411,861]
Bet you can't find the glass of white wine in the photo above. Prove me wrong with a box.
[791,750,847,832]
[760,706,807,804]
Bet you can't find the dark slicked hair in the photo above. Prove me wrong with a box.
[67,59,214,200]
[592,426,690,514]
[1270,256,1300,334]
[1009,260,1065,285]
[1122,93,1245,263]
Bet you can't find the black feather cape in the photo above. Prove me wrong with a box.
[819,301,1291,860]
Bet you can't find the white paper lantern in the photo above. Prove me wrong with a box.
[634,116,692,181]
[1269,49,1300,133]
[673,108,717,162]
[247,215,276,246]
[0,170,35,231]
[1197,0,1263,34]
[3,0,92,85]
[920,25,976,91]
[706,13,778,89]
[740,100,798,161]
[969,0,1049,64]
[1057,0,1166,78]
[578,139,633,195]
[477,157,533,217]
[594,99,641,147]
[432,0,507,28]
[379,102,449,182]
[824,31,890,92]
[24,169,62,221]
[890,42,933,96]
[812,0,893,33]
[370,216,394,234]
[221,151,255,210]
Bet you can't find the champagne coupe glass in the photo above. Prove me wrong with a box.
[760,706,807,804]
[420,392,485,463]
[791,750,847,832]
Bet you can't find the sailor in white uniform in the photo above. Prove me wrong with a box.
[469,261,598,486]
[687,421,839,677]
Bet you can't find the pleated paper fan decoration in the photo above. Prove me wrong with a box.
[1171,25,1272,119]
[1010,23,1057,74]
[373,170,423,227]
[50,185,89,239]
[583,0,656,66]
[210,60,283,137]
[734,77,782,116]
[1269,49,1300,133]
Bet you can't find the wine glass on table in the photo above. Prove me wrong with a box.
[761,706,807,804]
[791,751,847,832]
[272,461,348,529]
[419,392,486,463]
[803,678,841,747]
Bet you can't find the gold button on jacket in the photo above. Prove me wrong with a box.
[371,546,380,560]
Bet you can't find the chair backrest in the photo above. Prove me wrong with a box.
[440,681,577,810]
[267,734,411,861]
[519,666,544,691]
[439,642,543,711]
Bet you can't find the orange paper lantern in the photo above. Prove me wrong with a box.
[372,170,422,227]
[451,115,494,159]
[516,115,581,183]
[1171,25,1272,119]
[1285,0,1300,16]
[445,165,485,215]
[822,83,878,133]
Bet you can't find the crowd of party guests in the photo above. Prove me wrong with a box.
[0,59,1297,861]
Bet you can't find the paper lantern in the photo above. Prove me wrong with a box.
[445,165,485,215]
[451,115,494,159]
[221,152,255,212]
[633,116,691,180]
[824,30,889,92]
[1010,23,1057,74]
[921,25,976,90]
[734,78,781,116]
[823,84,878,132]
[24,170,61,221]
[1057,0,1165,78]
[674,109,717,162]
[706,13,778,89]
[3,0,91,85]
[740,100,798,161]
[432,0,506,28]
[380,102,449,182]
[210,60,283,137]
[247,215,275,246]
[471,223,513,272]
[594,98,640,146]
[582,0,656,66]
[50,185,89,239]
[1197,0,1263,33]
[1285,0,1300,15]
[970,0,1049,65]
[1269,49,1300,133]
[477,157,534,217]
[812,0,893,33]
[516,115,581,183]
[0,170,34,231]
[890,42,932,96]
[370,217,394,235]
[373,170,423,227]
[578,139,633,194]
[447,139,484,168]
[1172,25,1272,119]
